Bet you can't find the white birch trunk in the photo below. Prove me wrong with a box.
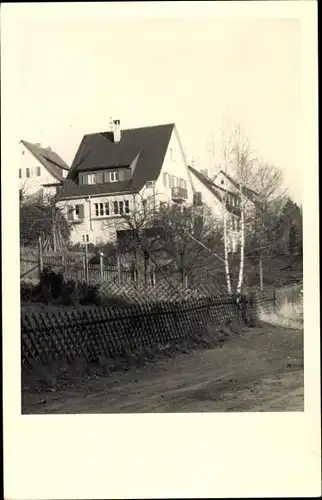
[223,202,232,294]
[236,197,245,294]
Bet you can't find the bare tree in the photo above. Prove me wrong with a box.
[216,124,288,293]
[110,192,225,288]
[20,192,72,251]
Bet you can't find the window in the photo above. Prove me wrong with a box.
[82,234,89,243]
[26,168,30,178]
[88,173,97,184]
[93,199,130,216]
[67,204,84,221]
[163,172,169,187]
[36,166,41,177]
[221,179,224,185]
[19,169,22,179]
[75,204,84,219]
[94,202,110,217]
[110,171,119,182]
[95,203,103,217]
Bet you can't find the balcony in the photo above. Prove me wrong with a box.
[171,186,188,202]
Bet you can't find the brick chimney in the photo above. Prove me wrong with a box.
[113,119,121,143]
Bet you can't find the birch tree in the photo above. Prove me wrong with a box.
[220,129,232,294]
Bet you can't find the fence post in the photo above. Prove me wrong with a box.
[82,256,86,282]
[84,243,89,282]
[117,253,122,283]
[38,236,43,277]
[100,252,104,282]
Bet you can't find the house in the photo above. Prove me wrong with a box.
[56,120,195,245]
[188,166,260,253]
[213,169,260,204]
[19,140,70,203]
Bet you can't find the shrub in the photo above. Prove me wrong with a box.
[21,281,37,302]
[76,281,101,306]
[59,279,78,306]
[38,267,64,303]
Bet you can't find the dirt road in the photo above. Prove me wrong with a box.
[22,323,304,413]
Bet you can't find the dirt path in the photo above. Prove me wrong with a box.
[22,323,304,413]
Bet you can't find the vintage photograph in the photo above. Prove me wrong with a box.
[19,16,304,414]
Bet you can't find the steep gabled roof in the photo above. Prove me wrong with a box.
[188,166,241,216]
[58,123,175,199]
[214,169,259,200]
[21,140,70,182]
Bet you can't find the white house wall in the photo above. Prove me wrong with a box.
[149,126,194,206]
[189,172,225,220]
[19,144,60,199]
[213,171,239,193]
[58,193,136,245]
[189,170,240,253]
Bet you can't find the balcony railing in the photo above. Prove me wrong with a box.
[171,186,188,202]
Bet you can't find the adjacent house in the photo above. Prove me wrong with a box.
[56,120,194,245]
[188,166,243,253]
[19,140,70,203]
[188,166,262,254]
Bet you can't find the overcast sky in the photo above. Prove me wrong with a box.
[17,16,302,202]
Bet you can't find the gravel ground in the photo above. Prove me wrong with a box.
[22,323,304,413]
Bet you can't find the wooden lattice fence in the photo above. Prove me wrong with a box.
[21,295,244,367]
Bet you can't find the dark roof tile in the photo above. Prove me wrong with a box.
[57,123,174,200]
[21,140,69,181]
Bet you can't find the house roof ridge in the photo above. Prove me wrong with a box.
[83,122,175,137]
[57,122,174,200]
[20,139,70,181]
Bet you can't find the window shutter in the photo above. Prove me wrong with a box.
[67,205,74,220]
[104,171,110,183]
[124,169,131,181]
[78,204,85,218]
[96,172,104,184]
[118,170,125,182]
